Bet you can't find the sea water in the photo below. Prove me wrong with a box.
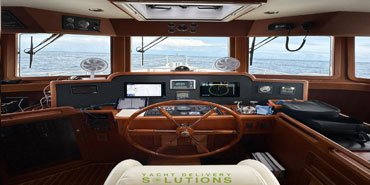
[18,51,370,78]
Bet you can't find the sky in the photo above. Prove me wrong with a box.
[19,34,369,62]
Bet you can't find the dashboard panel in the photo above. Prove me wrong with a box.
[51,73,308,108]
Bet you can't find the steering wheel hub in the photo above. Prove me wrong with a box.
[176,126,194,137]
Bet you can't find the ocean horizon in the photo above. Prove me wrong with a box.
[18,51,370,78]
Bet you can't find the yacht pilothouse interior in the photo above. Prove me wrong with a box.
[1,0,370,185]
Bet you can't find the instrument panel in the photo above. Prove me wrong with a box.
[170,79,196,90]
[52,73,307,108]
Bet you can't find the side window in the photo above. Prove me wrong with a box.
[18,34,111,77]
[249,36,332,76]
[354,37,370,79]
[131,37,229,72]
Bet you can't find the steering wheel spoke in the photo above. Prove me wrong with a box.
[190,107,218,128]
[157,107,181,127]
[190,135,210,153]
[156,136,179,153]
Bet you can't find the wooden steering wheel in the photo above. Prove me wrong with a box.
[123,100,243,158]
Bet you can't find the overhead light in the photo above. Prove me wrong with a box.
[88,8,104,12]
[264,11,279,15]
[112,1,264,22]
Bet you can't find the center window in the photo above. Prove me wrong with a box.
[131,37,229,72]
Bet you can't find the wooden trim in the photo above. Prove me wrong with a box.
[124,36,131,72]
[1,34,17,80]
[111,37,125,73]
[234,37,248,72]
[229,37,236,58]
[1,82,49,93]
[111,36,131,72]
[0,106,80,126]
[347,37,370,83]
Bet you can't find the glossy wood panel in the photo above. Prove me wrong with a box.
[269,113,370,185]
[1,34,17,80]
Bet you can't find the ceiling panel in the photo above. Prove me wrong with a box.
[2,0,370,20]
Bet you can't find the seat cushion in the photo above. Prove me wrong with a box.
[104,159,279,185]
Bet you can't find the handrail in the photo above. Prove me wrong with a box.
[330,149,370,177]
[1,106,80,127]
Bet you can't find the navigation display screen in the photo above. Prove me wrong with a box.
[200,82,240,97]
[125,83,165,97]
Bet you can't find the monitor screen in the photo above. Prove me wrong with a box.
[116,98,147,109]
[125,83,165,97]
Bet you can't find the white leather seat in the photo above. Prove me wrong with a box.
[104,159,280,185]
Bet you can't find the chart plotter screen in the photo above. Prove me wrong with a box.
[125,83,165,97]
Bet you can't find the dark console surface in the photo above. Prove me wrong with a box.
[144,105,220,116]
[52,73,307,108]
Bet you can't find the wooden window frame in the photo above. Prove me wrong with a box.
[2,33,114,81]
[347,37,370,83]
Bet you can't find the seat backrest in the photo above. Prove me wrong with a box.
[104,159,279,185]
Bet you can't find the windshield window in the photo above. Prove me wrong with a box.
[354,37,370,79]
[249,36,332,76]
[131,37,229,72]
[17,33,111,77]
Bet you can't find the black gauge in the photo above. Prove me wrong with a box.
[258,85,273,94]
[200,82,240,97]
[209,84,229,96]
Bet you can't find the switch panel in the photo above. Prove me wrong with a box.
[62,16,100,31]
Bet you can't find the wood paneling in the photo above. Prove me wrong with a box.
[2,7,115,35]
[309,89,370,123]
[249,12,370,37]
[269,113,370,185]
[1,34,17,80]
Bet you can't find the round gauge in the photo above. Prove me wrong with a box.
[209,84,229,96]
[78,20,90,29]
[259,85,273,93]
